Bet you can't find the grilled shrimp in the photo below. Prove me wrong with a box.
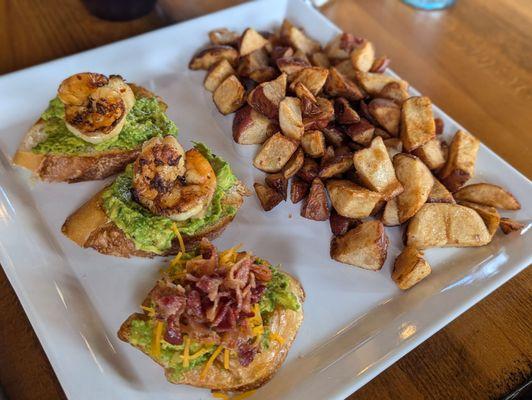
[132,136,217,221]
[57,72,135,144]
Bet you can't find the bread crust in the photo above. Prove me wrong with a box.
[12,84,166,183]
[62,185,245,257]
[117,275,304,392]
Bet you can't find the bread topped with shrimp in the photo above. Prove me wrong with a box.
[13,72,178,182]
[117,239,304,393]
[62,136,248,257]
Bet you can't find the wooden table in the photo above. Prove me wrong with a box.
[0,0,530,399]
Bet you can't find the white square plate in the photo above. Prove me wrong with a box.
[0,1,530,399]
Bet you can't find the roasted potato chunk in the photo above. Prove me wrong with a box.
[400,96,436,152]
[499,218,525,235]
[438,130,480,192]
[265,172,288,200]
[378,82,409,105]
[208,28,239,46]
[213,75,245,115]
[290,67,329,96]
[368,98,401,136]
[330,220,389,270]
[297,157,319,182]
[334,97,360,124]
[247,73,287,119]
[322,126,347,148]
[239,28,268,56]
[427,178,455,204]
[301,130,326,158]
[291,176,310,203]
[281,20,321,55]
[370,56,391,73]
[344,118,375,146]
[301,178,329,221]
[453,183,520,210]
[204,59,236,92]
[189,45,238,70]
[271,45,294,62]
[282,147,304,178]
[253,132,298,172]
[276,57,311,80]
[326,179,382,218]
[457,200,500,238]
[324,67,364,101]
[392,246,431,290]
[254,182,284,211]
[310,52,330,68]
[412,138,445,170]
[406,203,491,248]
[434,117,444,135]
[302,97,334,130]
[382,197,400,226]
[350,40,375,72]
[319,154,353,179]
[383,138,402,159]
[237,48,270,77]
[355,71,408,96]
[279,97,304,140]
[294,82,320,116]
[329,210,360,236]
[233,105,276,145]
[325,33,362,61]
[352,136,403,200]
[393,154,434,223]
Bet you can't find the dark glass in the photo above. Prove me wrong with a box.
[83,0,158,21]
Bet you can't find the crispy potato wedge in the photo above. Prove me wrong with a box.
[406,203,491,248]
[329,210,359,236]
[499,217,525,234]
[232,105,276,145]
[271,46,294,62]
[393,153,434,223]
[382,197,400,226]
[457,200,500,238]
[330,220,389,270]
[355,71,408,96]
[334,97,360,124]
[282,147,305,178]
[249,67,278,83]
[302,97,334,130]
[370,56,391,73]
[294,82,319,116]
[453,183,520,210]
[412,138,445,170]
[322,126,347,148]
[253,132,298,173]
[310,52,330,68]
[213,75,245,115]
[297,157,319,182]
[324,67,364,101]
[301,130,326,158]
[368,98,401,136]
[204,59,236,92]
[279,97,304,140]
[301,178,329,221]
[240,28,268,56]
[392,246,431,290]
[326,179,382,219]
[350,40,375,72]
[353,136,403,200]
[438,130,480,192]
[276,57,311,80]
[400,96,436,152]
[237,48,270,77]
[374,127,391,140]
[208,28,239,46]
[325,33,362,61]
[189,45,238,70]
[290,176,310,203]
[319,154,353,179]
[254,182,284,211]
[247,73,287,119]
[265,172,288,200]
[427,178,455,204]
[344,118,375,146]
[290,67,329,96]
[383,138,402,159]
[378,82,409,105]
[334,59,358,81]
[282,21,321,55]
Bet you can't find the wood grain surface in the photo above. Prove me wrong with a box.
[0,0,530,399]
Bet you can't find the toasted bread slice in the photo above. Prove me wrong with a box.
[12,84,166,183]
[62,184,246,257]
[117,275,304,392]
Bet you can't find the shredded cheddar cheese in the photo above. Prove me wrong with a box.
[252,326,264,337]
[170,251,183,267]
[211,390,256,400]
[269,332,285,344]
[223,348,230,370]
[233,390,257,400]
[211,393,229,400]
[219,244,242,265]
[183,335,190,367]
[171,224,186,254]
[201,345,224,380]
[140,305,155,317]
[151,321,164,358]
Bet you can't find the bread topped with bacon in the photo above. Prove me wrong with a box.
[117,239,304,392]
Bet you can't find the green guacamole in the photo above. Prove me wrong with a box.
[32,95,178,155]
[101,143,239,254]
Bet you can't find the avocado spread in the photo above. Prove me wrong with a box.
[101,143,239,254]
[32,95,178,155]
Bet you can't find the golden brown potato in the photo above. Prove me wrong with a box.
[383,138,402,159]
[330,220,389,270]
[239,28,268,56]
[247,73,287,119]
[204,59,236,92]
[301,130,326,158]
[281,20,321,55]
[232,105,276,145]
[345,119,375,146]
[326,179,382,219]
[208,28,239,46]
[254,182,284,211]
[355,71,408,96]
[282,147,304,178]
[350,40,375,72]
[400,96,436,152]
[294,82,319,116]
[310,52,330,68]
[301,178,329,221]
[406,203,491,249]
[412,138,445,170]
[499,218,525,234]
[393,154,434,223]
[249,67,278,83]
[427,178,455,204]
[352,136,403,200]
[279,97,304,140]
[457,201,500,238]
[370,56,391,73]
[334,97,360,124]
[368,98,401,136]
[334,59,357,81]
[276,57,311,80]
[253,132,298,173]
[271,45,294,62]
[189,45,238,70]
[297,157,319,182]
[290,176,310,203]
[438,130,480,192]
[213,75,245,115]
[453,183,520,210]
[290,67,329,96]
[382,197,400,226]
[302,97,334,130]
[265,172,288,200]
[392,246,431,290]
[379,82,409,104]
[324,67,364,101]
[319,154,353,179]
[329,210,360,236]
[237,49,270,77]
[324,33,360,61]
